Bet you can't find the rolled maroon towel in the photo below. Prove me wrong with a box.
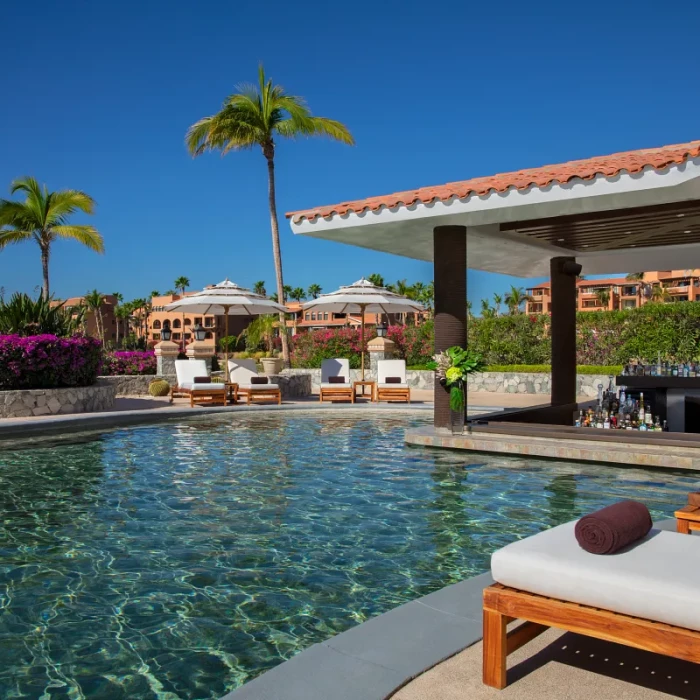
[575,500,652,555]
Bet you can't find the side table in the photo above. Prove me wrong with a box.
[353,380,376,402]
[674,504,700,534]
[224,382,239,405]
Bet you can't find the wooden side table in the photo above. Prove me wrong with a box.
[674,505,700,534]
[224,382,239,405]
[353,380,376,402]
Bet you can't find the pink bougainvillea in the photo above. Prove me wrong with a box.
[102,351,157,376]
[0,334,103,389]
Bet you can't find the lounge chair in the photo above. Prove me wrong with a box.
[375,359,411,403]
[228,359,281,405]
[482,520,700,689]
[319,358,354,403]
[171,359,226,407]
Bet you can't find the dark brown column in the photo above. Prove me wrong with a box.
[434,225,467,428]
[550,256,578,406]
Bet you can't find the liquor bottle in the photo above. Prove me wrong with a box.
[639,421,648,431]
[690,363,697,378]
[672,364,679,377]
[619,386,626,405]
[645,408,653,426]
[663,420,669,432]
[575,410,583,427]
[638,393,646,424]
[654,416,661,431]
[684,363,690,378]
[603,411,611,429]
[656,353,662,377]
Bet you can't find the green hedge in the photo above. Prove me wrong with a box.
[468,303,700,365]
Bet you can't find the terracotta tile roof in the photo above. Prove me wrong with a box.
[288,140,700,224]
[530,277,630,290]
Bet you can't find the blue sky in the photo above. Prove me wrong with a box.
[1,0,698,306]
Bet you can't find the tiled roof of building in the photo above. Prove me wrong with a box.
[287,140,700,224]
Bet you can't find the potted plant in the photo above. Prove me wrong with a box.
[428,346,486,434]
[261,352,283,375]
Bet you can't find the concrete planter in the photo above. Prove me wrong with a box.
[0,380,116,418]
[261,358,284,375]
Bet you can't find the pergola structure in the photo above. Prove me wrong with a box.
[287,140,700,431]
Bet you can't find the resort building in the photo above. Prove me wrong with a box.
[526,269,700,313]
[54,295,119,342]
[284,301,381,332]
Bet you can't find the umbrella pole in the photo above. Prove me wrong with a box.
[224,307,230,390]
[361,304,366,382]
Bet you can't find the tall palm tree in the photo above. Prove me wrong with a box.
[150,290,161,298]
[290,287,305,302]
[186,65,354,367]
[115,305,130,348]
[650,284,671,303]
[492,293,503,317]
[174,276,190,295]
[0,177,104,297]
[626,272,645,281]
[466,299,473,320]
[505,285,531,314]
[367,273,385,288]
[165,289,176,296]
[480,299,496,319]
[307,283,322,299]
[253,280,267,296]
[595,289,610,308]
[83,290,105,341]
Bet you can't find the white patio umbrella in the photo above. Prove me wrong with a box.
[302,278,424,380]
[163,279,287,375]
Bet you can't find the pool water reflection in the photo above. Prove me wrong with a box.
[0,412,695,699]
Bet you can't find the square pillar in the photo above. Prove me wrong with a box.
[434,225,467,429]
[550,257,578,406]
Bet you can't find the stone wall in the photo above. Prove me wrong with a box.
[0,380,116,418]
[269,373,313,398]
[100,375,175,396]
[466,372,612,397]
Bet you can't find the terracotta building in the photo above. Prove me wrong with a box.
[525,270,700,314]
[55,295,119,342]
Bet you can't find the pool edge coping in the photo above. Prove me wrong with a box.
[220,518,681,700]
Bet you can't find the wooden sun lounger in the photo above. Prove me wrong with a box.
[482,583,700,688]
[375,385,411,403]
[319,385,355,402]
[237,386,282,405]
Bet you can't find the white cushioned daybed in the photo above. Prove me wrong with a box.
[376,359,410,403]
[171,359,226,407]
[319,358,354,402]
[483,520,700,689]
[228,359,281,404]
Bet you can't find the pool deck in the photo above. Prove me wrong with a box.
[222,518,690,700]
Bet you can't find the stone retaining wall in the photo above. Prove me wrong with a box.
[100,375,169,396]
[0,380,116,418]
[467,372,612,397]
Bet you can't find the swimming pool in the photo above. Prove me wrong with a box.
[0,412,695,699]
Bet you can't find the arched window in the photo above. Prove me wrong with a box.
[184,318,192,326]
[305,313,310,320]
[205,332,213,339]
[173,319,181,328]
[153,320,162,330]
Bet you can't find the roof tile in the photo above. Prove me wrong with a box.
[287,140,700,224]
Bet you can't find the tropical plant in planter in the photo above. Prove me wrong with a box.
[428,346,486,431]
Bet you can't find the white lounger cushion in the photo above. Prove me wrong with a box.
[491,521,700,632]
[321,358,350,383]
[377,359,407,384]
[377,383,408,388]
[320,382,352,389]
[238,384,279,390]
[179,382,224,391]
[175,359,209,386]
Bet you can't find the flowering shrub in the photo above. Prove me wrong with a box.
[102,351,157,376]
[290,323,435,368]
[0,334,103,389]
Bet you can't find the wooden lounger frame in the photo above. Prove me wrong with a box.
[237,387,282,405]
[319,386,355,403]
[375,386,411,403]
[170,385,227,407]
[483,583,700,689]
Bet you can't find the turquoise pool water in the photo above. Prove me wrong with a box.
[0,412,697,699]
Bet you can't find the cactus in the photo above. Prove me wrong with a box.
[148,379,170,397]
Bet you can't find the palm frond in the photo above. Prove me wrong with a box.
[51,225,105,253]
[9,176,43,200]
[47,190,95,220]
[276,115,354,145]
[0,228,34,249]
[0,199,34,227]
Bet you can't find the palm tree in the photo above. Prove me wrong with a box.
[505,285,531,314]
[480,299,496,319]
[165,289,176,296]
[307,283,322,299]
[283,285,293,302]
[367,273,385,288]
[174,276,189,295]
[492,293,503,317]
[595,289,610,308]
[650,284,671,303]
[0,177,104,297]
[270,292,279,302]
[420,281,435,315]
[253,280,267,296]
[626,272,644,281]
[150,290,161,298]
[290,287,305,302]
[112,292,123,304]
[84,290,105,341]
[466,299,473,320]
[186,65,354,367]
[115,305,130,348]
